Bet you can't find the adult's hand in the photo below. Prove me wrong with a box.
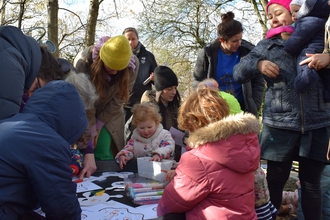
[79,154,97,179]
[257,60,280,78]
[299,53,330,70]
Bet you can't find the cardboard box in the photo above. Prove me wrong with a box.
[137,157,173,182]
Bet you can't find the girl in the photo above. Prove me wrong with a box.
[233,0,330,219]
[116,102,175,170]
[157,85,260,219]
[140,66,182,161]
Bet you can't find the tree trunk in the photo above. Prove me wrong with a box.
[85,0,101,48]
[48,0,59,57]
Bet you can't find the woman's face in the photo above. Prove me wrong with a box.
[220,32,242,54]
[137,119,158,139]
[267,4,293,29]
[124,31,139,50]
[104,65,118,75]
[161,86,177,104]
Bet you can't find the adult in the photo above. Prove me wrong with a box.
[123,27,158,122]
[0,25,42,120]
[0,80,88,219]
[193,11,264,117]
[74,35,139,170]
[233,0,330,219]
[140,66,182,161]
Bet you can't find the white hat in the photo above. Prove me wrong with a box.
[290,0,305,6]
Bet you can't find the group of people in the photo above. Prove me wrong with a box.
[0,0,330,219]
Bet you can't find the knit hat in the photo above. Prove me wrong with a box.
[99,35,132,70]
[154,66,178,91]
[219,91,242,115]
[266,0,291,13]
[290,0,304,6]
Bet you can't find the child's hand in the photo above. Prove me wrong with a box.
[150,154,161,162]
[118,155,129,169]
[165,170,177,181]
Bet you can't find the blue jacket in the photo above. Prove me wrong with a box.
[233,36,330,132]
[0,80,88,220]
[0,26,42,120]
[284,0,330,92]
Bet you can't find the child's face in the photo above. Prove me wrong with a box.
[290,4,301,22]
[137,119,158,139]
[267,4,293,29]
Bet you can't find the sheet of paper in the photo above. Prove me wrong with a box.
[169,126,185,148]
[76,181,102,193]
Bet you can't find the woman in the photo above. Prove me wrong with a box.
[123,27,158,122]
[193,11,264,117]
[233,0,330,219]
[157,85,260,219]
[74,35,139,171]
[140,66,182,161]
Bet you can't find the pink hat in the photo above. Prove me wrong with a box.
[266,0,292,13]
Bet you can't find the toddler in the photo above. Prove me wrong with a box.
[116,102,175,169]
[284,0,330,102]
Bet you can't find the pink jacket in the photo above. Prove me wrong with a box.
[157,113,260,219]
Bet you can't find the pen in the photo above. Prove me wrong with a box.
[134,195,162,201]
[133,183,164,189]
[135,190,164,197]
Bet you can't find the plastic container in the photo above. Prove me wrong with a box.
[137,157,173,182]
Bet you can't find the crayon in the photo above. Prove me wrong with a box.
[74,179,83,183]
[135,190,164,197]
[89,190,105,197]
[133,187,153,193]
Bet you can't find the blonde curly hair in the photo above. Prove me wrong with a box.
[178,85,229,133]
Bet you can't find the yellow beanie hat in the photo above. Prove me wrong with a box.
[99,35,132,70]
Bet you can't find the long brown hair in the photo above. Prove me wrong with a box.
[90,56,130,103]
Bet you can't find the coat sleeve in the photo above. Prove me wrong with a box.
[284,17,324,54]
[153,130,175,159]
[251,74,265,113]
[28,143,81,220]
[157,153,210,216]
[233,41,266,84]
[192,47,208,90]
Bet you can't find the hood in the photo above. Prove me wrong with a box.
[0,26,42,92]
[23,80,88,144]
[298,0,329,19]
[187,112,261,173]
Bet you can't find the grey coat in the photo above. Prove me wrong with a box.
[193,39,265,117]
[233,36,330,132]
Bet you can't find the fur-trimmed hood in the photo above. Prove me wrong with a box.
[186,112,261,173]
[187,112,260,148]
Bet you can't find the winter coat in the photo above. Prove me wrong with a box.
[0,80,88,220]
[157,113,260,219]
[193,39,265,117]
[128,43,157,107]
[284,0,330,93]
[74,46,139,154]
[0,25,42,120]
[233,36,330,132]
[116,124,175,160]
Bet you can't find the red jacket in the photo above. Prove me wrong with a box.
[157,113,260,219]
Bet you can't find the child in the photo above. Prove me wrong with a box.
[157,85,260,219]
[284,0,330,102]
[115,102,175,169]
[233,1,330,219]
[197,79,278,220]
